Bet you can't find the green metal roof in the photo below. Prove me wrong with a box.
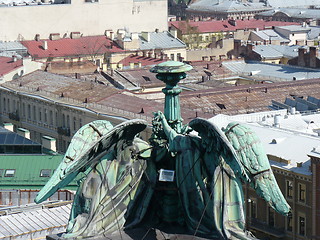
[0,154,79,190]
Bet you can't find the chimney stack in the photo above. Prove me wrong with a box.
[309,46,318,68]
[43,40,48,50]
[35,34,40,41]
[298,47,306,67]
[70,32,81,39]
[42,136,57,152]
[3,123,13,132]
[49,33,60,41]
[17,128,30,139]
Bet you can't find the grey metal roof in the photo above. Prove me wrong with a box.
[0,51,22,58]
[259,8,320,19]
[0,202,71,239]
[307,26,320,40]
[139,31,186,50]
[0,41,27,52]
[253,45,300,59]
[188,0,269,13]
[266,0,320,8]
[223,60,320,81]
[253,45,284,59]
[252,29,290,43]
[275,25,311,33]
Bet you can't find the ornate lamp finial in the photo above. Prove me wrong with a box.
[150,61,193,133]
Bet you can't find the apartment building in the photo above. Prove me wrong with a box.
[169,19,298,49]
[0,70,160,152]
[0,0,167,41]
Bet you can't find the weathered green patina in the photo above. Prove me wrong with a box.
[35,61,290,239]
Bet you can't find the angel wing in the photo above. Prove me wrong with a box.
[35,119,148,203]
[189,118,249,182]
[189,118,253,239]
[34,119,154,238]
[224,122,291,215]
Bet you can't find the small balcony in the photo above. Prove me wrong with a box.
[8,112,20,121]
[249,218,286,238]
[57,127,71,136]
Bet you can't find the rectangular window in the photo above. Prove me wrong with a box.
[4,169,15,177]
[39,108,42,121]
[22,103,25,117]
[250,199,257,219]
[268,206,275,227]
[299,183,306,202]
[50,110,53,125]
[28,104,31,119]
[177,53,181,62]
[3,98,6,111]
[287,215,293,232]
[73,117,77,131]
[299,216,305,235]
[40,169,51,177]
[33,105,36,121]
[44,109,47,123]
[286,180,293,199]
[170,54,175,61]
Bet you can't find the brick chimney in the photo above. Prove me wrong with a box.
[309,46,318,68]
[233,39,241,57]
[247,43,254,53]
[298,48,306,67]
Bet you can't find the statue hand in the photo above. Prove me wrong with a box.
[153,111,165,123]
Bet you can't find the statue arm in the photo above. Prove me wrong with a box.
[155,111,179,152]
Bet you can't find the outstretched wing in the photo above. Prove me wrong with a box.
[35,119,148,204]
[189,118,252,238]
[224,122,291,215]
[189,118,249,181]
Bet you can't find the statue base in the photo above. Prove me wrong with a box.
[46,225,219,240]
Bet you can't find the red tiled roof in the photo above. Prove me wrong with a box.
[21,36,124,59]
[0,57,23,76]
[119,54,165,66]
[169,19,300,34]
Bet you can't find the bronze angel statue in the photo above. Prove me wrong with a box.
[35,61,290,239]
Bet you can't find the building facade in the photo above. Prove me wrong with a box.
[0,71,154,152]
[0,0,167,41]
